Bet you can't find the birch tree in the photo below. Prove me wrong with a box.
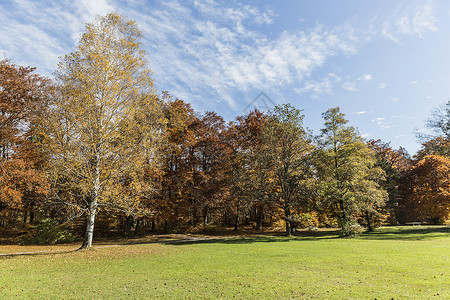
[44,13,164,248]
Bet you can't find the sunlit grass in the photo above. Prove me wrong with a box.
[0,226,448,299]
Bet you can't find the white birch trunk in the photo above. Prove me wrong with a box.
[80,154,100,249]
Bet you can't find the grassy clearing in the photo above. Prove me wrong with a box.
[0,226,448,299]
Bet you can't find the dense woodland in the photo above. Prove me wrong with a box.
[1,14,449,247]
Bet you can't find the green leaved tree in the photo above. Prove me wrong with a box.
[316,107,387,236]
[262,104,314,235]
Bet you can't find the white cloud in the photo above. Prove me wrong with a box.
[294,73,343,98]
[355,111,367,115]
[0,0,115,74]
[390,97,399,103]
[372,117,395,129]
[381,3,438,42]
[328,73,341,82]
[358,74,373,81]
[372,117,386,122]
[410,80,419,84]
[361,133,371,138]
[342,81,358,92]
[0,0,442,113]
[378,82,387,89]
[122,0,365,109]
[294,79,332,99]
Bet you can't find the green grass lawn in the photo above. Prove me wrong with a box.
[1,226,448,299]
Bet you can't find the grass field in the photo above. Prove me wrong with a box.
[0,226,448,299]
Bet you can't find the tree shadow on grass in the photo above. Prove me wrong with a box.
[0,249,78,259]
[360,226,450,241]
[166,231,341,246]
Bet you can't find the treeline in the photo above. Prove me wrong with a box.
[1,14,449,247]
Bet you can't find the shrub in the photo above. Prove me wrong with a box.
[20,218,76,245]
[339,223,363,237]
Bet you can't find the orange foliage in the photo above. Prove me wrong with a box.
[397,155,450,224]
[0,59,50,212]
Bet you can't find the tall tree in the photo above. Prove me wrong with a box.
[158,95,198,230]
[223,110,268,230]
[316,107,387,236]
[415,101,450,157]
[0,59,49,217]
[414,137,450,160]
[241,110,272,230]
[397,155,450,224]
[262,104,313,235]
[43,13,164,248]
[368,139,412,225]
[187,112,229,227]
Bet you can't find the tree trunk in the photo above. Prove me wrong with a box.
[134,219,141,234]
[202,205,208,227]
[365,211,374,232]
[284,204,291,236]
[234,202,240,231]
[29,210,35,224]
[80,197,98,249]
[124,215,134,234]
[80,156,100,249]
[256,203,263,231]
[151,219,156,232]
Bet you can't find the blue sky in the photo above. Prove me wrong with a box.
[2,0,450,154]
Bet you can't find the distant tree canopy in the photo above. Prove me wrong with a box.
[1,14,449,246]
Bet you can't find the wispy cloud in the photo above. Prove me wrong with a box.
[294,72,345,98]
[355,111,367,115]
[372,117,395,129]
[410,80,419,84]
[294,79,333,99]
[358,74,373,81]
[380,2,438,42]
[122,1,365,109]
[378,82,387,89]
[342,81,358,92]
[0,0,441,114]
[0,0,114,74]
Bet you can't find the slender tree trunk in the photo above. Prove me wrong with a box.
[256,203,263,230]
[80,197,98,249]
[80,155,100,249]
[134,219,141,234]
[234,202,240,231]
[151,219,156,232]
[202,205,208,227]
